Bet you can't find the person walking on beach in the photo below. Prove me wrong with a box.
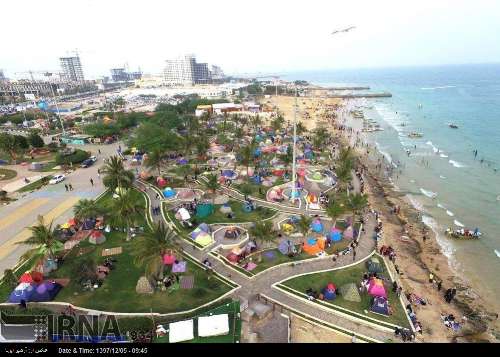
[90,178,94,187]
[352,249,356,261]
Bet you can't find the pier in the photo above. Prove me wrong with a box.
[327,92,392,98]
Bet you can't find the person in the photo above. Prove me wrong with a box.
[69,183,73,191]
[90,178,94,186]
[429,272,434,284]
[437,281,442,291]
[19,299,27,309]
[64,184,69,192]
[98,149,101,155]
[352,248,356,261]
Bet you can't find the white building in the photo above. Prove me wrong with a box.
[163,54,214,86]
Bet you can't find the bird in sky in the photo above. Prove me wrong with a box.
[331,26,356,35]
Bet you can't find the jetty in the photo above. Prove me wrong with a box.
[327,92,392,98]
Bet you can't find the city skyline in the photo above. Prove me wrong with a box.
[2,0,500,79]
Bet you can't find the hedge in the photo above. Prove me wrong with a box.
[55,149,90,165]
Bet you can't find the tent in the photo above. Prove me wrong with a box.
[18,271,43,284]
[163,254,176,265]
[175,207,191,221]
[311,219,323,233]
[278,240,296,255]
[344,226,354,240]
[221,170,238,180]
[322,283,337,300]
[8,283,36,303]
[281,223,295,235]
[370,296,390,315]
[302,237,325,255]
[366,257,383,274]
[198,314,230,337]
[339,283,361,302]
[226,252,240,263]
[196,204,214,218]
[190,224,212,247]
[328,228,342,242]
[163,187,176,199]
[176,158,188,165]
[169,319,194,343]
[82,218,96,230]
[89,231,106,245]
[156,177,167,188]
[30,281,62,302]
[368,278,387,298]
[268,188,284,202]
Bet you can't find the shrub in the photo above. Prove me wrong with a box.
[55,149,90,165]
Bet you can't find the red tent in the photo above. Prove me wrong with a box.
[18,271,43,283]
[163,254,176,265]
[226,252,239,263]
[68,218,78,226]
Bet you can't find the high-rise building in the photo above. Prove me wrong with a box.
[59,55,84,82]
[110,68,129,82]
[0,69,6,81]
[163,54,213,86]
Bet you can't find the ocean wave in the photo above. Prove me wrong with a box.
[421,85,457,90]
[375,142,398,168]
[437,203,446,209]
[440,154,449,158]
[454,220,465,227]
[495,249,500,259]
[407,195,425,211]
[422,215,455,261]
[439,175,447,179]
[449,160,466,168]
[420,188,438,198]
[446,210,455,217]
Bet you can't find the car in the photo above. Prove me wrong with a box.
[81,156,97,168]
[49,174,65,185]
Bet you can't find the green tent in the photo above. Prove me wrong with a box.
[196,204,214,218]
[366,257,383,274]
[339,283,361,302]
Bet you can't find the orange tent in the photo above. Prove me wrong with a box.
[302,237,326,255]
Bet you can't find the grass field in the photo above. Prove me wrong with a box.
[238,246,313,274]
[0,168,17,181]
[280,257,410,329]
[200,200,276,225]
[17,177,49,193]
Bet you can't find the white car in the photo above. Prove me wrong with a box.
[49,174,65,185]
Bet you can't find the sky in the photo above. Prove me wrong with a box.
[2,0,500,79]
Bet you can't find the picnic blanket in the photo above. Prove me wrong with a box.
[102,247,123,257]
[180,276,194,289]
[172,261,187,273]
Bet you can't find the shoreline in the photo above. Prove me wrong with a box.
[331,99,499,342]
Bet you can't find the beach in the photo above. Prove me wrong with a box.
[265,93,499,342]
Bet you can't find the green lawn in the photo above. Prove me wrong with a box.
[239,247,313,275]
[154,300,241,343]
[200,200,277,225]
[0,168,17,181]
[47,189,232,313]
[280,257,410,329]
[17,177,49,193]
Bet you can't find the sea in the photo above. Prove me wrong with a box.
[283,64,500,309]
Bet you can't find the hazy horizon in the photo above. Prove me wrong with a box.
[2,0,500,79]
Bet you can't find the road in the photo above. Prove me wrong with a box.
[0,142,120,275]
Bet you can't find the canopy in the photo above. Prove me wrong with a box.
[163,188,176,198]
[328,230,342,242]
[368,278,387,298]
[367,257,383,274]
[303,237,325,255]
[344,226,354,239]
[371,296,390,315]
[169,319,194,343]
[30,281,62,302]
[198,314,230,337]
[196,204,214,218]
[322,284,337,301]
[226,252,239,263]
[8,283,36,303]
[278,240,295,255]
[157,177,167,188]
[195,232,213,247]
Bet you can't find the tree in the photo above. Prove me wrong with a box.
[238,142,255,179]
[144,149,165,177]
[249,221,275,260]
[326,201,346,222]
[0,133,22,162]
[251,115,262,134]
[2,269,19,289]
[28,131,45,148]
[296,122,307,136]
[271,115,285,133]
[74,199,103,220]
[347,193,368,224]
[281,145,294,177]
[297,215,312,237]
[102,155,135,191]
[16,215,63,267]
[313,126,329,149]
[239,183,253,201]
[203,174,220,204]
[109,190,143,241]
[132,222,178,278]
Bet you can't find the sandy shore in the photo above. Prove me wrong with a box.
[265,94,499,342]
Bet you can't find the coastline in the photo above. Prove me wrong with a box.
[333,100,499,342]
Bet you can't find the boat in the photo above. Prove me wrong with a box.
[445,227,481,239]
[448,123,459,129]
[407,132,423,138]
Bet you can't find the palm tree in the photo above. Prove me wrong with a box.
[74,199,103,220]
[335,162,352,191]
[239,183,253,200]
[238,143,255,179]
[249,221,275,261]
[251,115,262,134]
[132,222,178,278]
[297,215,312,237]
[203,173,220,204]
[16,215,63,267]
[110,190,143,241]
[347,193,368,224]
[326,201,346,222]
[281,145,294,179]
[313,126,329,149]
[144,149,165,177]
[296,122,307,136]
[271,115,285,133]
[102,155,135,191]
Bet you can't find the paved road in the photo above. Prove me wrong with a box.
[0,142,120,274]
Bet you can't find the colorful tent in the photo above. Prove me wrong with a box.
[370,296,390,315]
[281,223,294,235]
[196,204,214,218]
[163,254,176,265]
[278,240,296,255]
[302,237,325,255]
[226,252,240,263]
[89,230,106,245]
[30,281,62,302]
[344,226,354,240]
[175,207,191,221]
[163,187,176,199]
[221,170,238,180]
[157,177,167,188]
[18,271,43,284]
[8,283,36,303]
[328,228,343,242]
[339,283,361,302]
[68,218,77,226]
[311,219,323,233]
[368,278,387,298]
[190,224,212,247]
[322,283,337,300]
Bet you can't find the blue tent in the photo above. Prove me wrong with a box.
[311,219,323,233]
[252,175,262,184]
[322,288,337,301]
[37,101,48,111]
[254,148,262,157]
[30,281,62,302]
[370,296,390,315]
[8,283,36,303]
[163,187,176,198]
[328,231,342,242]
[82,218,96,230]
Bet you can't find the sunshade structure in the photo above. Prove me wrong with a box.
[339,283,361,302]
[368,278,387,298]
[366,257,383,274]
[30,281,62,302]
[89,230,106,245]
[311,218,323,233]
[156,177,167,188]
[18,271,43,284]
[370,296,390,315]
[163,254,176,265]
[221,169,238,180]
[267,188,284,202]
[190,224,213,247]
[169,319,194,343]
[278,239,296,255]
[328,228,343,242]
[302,237,325,255]
[8,283,36,303]
[198,314,230,337]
